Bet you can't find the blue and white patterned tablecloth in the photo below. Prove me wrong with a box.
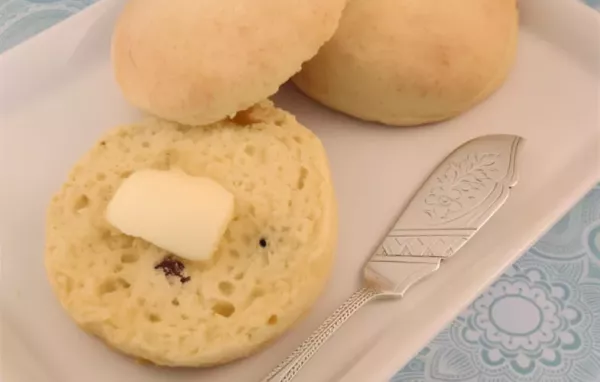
[1,1,599,381]
[394,185,600,382]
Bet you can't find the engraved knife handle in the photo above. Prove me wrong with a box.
[261,287,380,382]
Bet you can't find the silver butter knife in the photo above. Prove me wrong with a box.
[261,134,524,382]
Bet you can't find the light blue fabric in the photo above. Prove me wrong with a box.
[1,1,598,381]
[0,0,95,52]
[393,186,600,382]
[585,0,600,9]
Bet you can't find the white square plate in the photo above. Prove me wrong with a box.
[0,0,598,381]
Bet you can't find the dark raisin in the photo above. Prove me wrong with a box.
[259,238,268,248]
[154,255,190,284]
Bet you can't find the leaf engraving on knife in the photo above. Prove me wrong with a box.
[424,152,500,222]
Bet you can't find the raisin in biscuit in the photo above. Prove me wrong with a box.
[293,0,519,126]
[45,101,337,367]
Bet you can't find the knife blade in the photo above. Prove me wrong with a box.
[262,134,524,382]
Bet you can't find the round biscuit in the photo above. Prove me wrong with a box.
[293,0,519,126]
[45,101,337,367]
[112,0,347,125]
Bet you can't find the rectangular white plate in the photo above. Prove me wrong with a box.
[0,0,598,381]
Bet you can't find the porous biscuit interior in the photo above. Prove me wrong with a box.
[45,101,337,367]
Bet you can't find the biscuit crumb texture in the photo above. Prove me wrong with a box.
[45,101,337,367]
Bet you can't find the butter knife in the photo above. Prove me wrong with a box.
[261,134,524,382]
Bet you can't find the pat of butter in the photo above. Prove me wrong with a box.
[106,169,234,262]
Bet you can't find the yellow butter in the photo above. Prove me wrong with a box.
[106,169,234,262]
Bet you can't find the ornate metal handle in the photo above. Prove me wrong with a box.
[261,287,380,382]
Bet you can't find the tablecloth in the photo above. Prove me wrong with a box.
[1,1,598,381]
